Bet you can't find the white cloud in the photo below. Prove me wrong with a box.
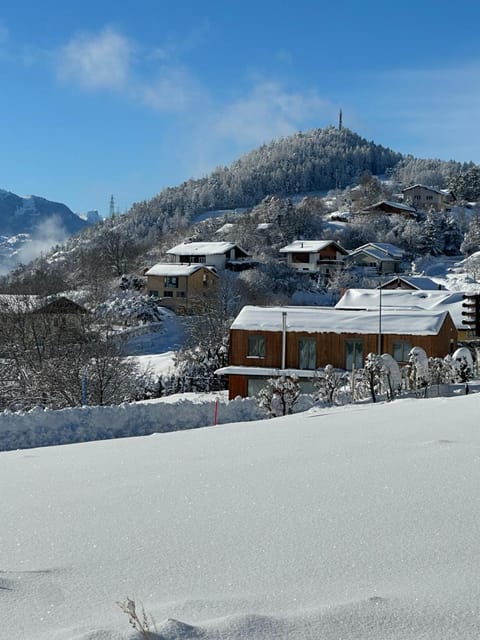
[57,27,133,90]
[140,66,202,112]
[214,82,329,145]
[16,216,68,265]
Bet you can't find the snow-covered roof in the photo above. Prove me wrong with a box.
[279,240,345,254]
[145,263,216,277]
[348,242,404,261]
[216,365,317,378]
[381,276,443,291]
[215,223,235,234]
[364,200,417,213]
[231,305,449,335]
[335,289,466,328]
[167,241,239,256]
[402,184,447,196]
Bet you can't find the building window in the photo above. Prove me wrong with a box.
[426,195,433,200]
[414,195,421,200]
[149,290,159,298]
[247,334,265,358]
[291,252,310,263]
[393,341,411,362]
[176,291,186,297]
[298,338,316,370]
[165,276,179,288]
[345,340,363,370]
[163,290,174,297]
[247,377,268,396]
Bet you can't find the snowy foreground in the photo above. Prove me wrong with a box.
[2,395,480,639]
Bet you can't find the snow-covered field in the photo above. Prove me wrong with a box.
[2,394,480,639]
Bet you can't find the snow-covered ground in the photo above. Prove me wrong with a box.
[3,394,480,639]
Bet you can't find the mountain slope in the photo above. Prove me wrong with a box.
[0,189,87,236]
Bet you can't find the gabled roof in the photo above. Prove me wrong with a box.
[167,241,247,256]
[279,240,348,255]
[0,294,87,314]
[348,242,404,261]
[231,305,449,336]
[363,200,417,213]
[402,184,447,196]
[145,263,217,277]
[381,275,443,290]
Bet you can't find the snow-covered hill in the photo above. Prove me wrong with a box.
[2,394,480,639]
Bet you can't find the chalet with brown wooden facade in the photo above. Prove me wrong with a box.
[217,305,457,399]
[145,263,218,314]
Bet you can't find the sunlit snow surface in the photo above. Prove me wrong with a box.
[2,395,480,639]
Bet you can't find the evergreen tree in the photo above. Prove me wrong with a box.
[461,210,480,256]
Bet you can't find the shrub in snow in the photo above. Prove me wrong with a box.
[452,347,474,390]
[380,353,402,400]
[361,353,386,403]
[313,365,350,406]
[257,375,300,417]
[406,347,429,396]
[117,598,157,638]
[161,344,229,394]
[95,293,164,325]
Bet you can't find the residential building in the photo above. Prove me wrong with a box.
[402,185,454,211]
[166,241,252,271]
[279,240,348,276]
[217,305,457,399]
[361,200,417,217]
[145,263,218,314]
[346,242,405,274]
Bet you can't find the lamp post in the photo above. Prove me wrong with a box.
[377,279,382,354]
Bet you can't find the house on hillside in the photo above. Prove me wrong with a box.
[361,200,417,217]
[379,275,444,291]
[402,185,454,211]
[0,294,89,343]
[335,288,471,340]
[144,263,218,314]
[216,305,457,398]
[279,240,348,277]
[346,242,405,274]
[166,241,252,271]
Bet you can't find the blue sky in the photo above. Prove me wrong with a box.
[1,0,479,217]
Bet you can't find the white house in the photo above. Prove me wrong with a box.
[279,240,348,275]
[166,241,251,270]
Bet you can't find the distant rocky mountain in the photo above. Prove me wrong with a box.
[0,189,87,236]
[0,189,92,274]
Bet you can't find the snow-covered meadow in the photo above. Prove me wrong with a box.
[2,393,480,639]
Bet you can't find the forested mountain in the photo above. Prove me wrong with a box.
[130,127,403,234]
[1,126,477,296]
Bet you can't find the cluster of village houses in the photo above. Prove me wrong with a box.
[144,184,478,399]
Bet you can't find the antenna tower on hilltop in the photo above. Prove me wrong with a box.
[109,194,115,218]
[338,108,343,131]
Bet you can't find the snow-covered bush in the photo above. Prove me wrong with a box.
[95,293,164,325]
[161,344,229,395]
[381,354,402,400]
[406,347,429,395]
[313,365,350,406]
[361,353,386,403]
[452,347,474,387]
[257,375,300,417]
